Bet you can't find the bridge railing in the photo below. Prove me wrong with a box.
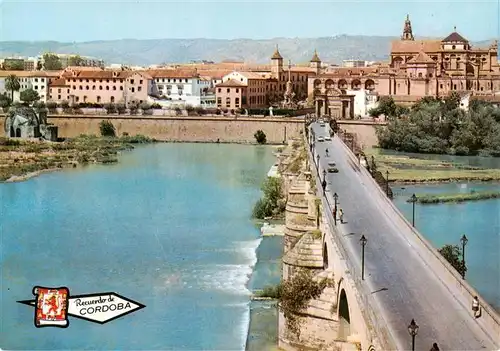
[304,131,396,350]
[334,133,500,347]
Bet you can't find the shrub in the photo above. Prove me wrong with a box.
[142,108,153,115]
[104,103,116,114]
[139,102,151,110]
[116,103,126,114]
[439,244,467,277]
[99,120,116,137]
[73,107,83,115]
[279,269,330,336]
[46,101,58,112]
[60,100,70,109]
[255,285,281,299]
[151,103,162,110]
[254,130,267,144]
[252,177,285,219]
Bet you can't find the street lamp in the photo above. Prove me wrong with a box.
[408,319,419,351]
[333,192,338,209]
[316,154,320,169]
[360,235,367,280]
[323,169,327,182]
[409,194,417,227]
[461,234,468,279]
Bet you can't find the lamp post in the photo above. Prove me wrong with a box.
[409,194,417,227]
[316,154,320,170]
[408,319,419,351]
[333,192,338,209]
[360,235,367,280]
[386,170,390,196]
[322,169,327,194]
[323,169,327,182]
[461,234,468,279]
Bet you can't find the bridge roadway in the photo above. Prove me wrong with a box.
[310,122,498,351]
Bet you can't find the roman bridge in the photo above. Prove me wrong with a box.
[277,123,500,351]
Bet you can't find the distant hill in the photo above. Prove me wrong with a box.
[0,36,495,66]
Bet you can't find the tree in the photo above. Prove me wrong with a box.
[254,130,267,144]
[5,75,20,102]
[99,120,116,137]
[0,93,11,108]
[20,88,40,105]
[438,244,466,277]
[68,55,85,67]
[3,60,24,71]
[42,53,62,70]
[266,91,282,106]
[36,60,43,71]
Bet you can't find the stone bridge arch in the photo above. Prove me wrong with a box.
[338,287,351,340]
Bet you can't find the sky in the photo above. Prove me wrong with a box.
[0,0,499,42]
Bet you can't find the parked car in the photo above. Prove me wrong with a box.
[328,167,339,173]
[318,136,325,142]
[325,135,332,141]
[328,161,336,167]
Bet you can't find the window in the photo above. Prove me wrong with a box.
[113,86,116,90]
[58,95,61,100]
[79,86,83,90]
[418,73,423,78]
[217,97,222,107]
[120,86,123,91]
[73,85,76,89]
[225,97,231,107]
[41,78,45,82]
[106,79,109,83]
[130,79,134,84]
[67,89,70,93]
[139,80,143,84]
[218,88,221,93]
[131,87,135,93]
[138,86,142,92]
[235,97,240,107]
[440,84,443,89]
[106,86,109,90]
[58,88,61,93]
[453,84,457,90]
[86,86,89,90]
[34,85,38,89]
[452,45,456,49]
[92,85,96,90]
[429,73,433,78]
[93,79,96,82]
[236,88,239,93]
[110,96,115,103]
[75,96,80,102]
[35,78,38,82]
[185,79,188,83]
[97,96,101,103]
[99,86,103,90]
[227,88,230,93]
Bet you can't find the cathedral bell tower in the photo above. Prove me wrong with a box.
[401,14,414,41]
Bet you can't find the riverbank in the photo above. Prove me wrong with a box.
[365,148,500,183]
[0,134,154,182]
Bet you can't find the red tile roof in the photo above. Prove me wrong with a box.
[442,31,468,43]
[391,40,442,53]
[146,69,199,79]
[216,79,247,88]
[49,78,69,87]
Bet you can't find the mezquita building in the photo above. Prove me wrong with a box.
[309,15,500,118]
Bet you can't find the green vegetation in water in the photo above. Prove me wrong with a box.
[0,134,156,181]
[279,269,333,337]
[252,177,286,219]
[373,94,500,157]
[254,285,281,299]
[408,190,500,204]
[438,244,466,278]
[365,148,500,183]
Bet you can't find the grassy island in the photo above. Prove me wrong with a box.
[0,134,154,182]
[408,190,500,204]
[365,148,500,183]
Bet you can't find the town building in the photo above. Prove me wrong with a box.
[54,67,151,104]
[147,69,213,107]
[342,60,368,68]
[215,47,317,109]
[55,54,105,69]
[0,70,60,102]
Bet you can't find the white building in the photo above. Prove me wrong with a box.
[0,71,59,102]
[345,89,378,118]
[148,69,213,107]
[342,60,368,68]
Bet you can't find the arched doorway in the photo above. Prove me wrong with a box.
[338,289,351,340]
[323,242,328,269]
[10,126,15,137]
[15,128,21,138]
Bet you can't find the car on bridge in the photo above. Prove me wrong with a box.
[328,166,339,173]
[325,135,331,141]
[328,161,336,167]
[318,136,325,142]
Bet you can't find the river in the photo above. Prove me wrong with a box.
[0,143,276,350]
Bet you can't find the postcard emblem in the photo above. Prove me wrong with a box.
[33,286,70,328]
